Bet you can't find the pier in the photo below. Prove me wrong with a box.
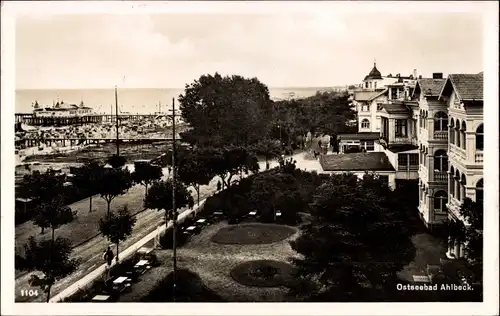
[16,137,178,149]
[15,113,174,126]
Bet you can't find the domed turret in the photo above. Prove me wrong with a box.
[364,62,382,80]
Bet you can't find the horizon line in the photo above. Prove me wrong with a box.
[15,85,352,91]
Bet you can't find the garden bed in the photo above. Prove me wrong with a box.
[230,260,296,288]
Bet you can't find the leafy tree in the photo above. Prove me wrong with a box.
[18,169,66,203]
[179,73,274,147]
[458,198,483,283]
[270,91,356,146]
[99,205,137,262]
[249,172,303,224]
[16,236,80,302]
[132,162,163,197]
[144,179,194,224]
[33,195,77,237]
[95,167,133,217]
[72,161,103,212]
[252,138,282,168]
[290,173,415,301]
[107,154,127,169]
[177,150,214,207]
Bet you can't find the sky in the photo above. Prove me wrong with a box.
[15,9,485,89]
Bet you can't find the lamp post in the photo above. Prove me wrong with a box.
[167,98,179,302]
[114,86,120,156]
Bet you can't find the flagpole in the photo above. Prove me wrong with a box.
[115,85,120,156]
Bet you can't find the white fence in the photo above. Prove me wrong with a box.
[50,199,207,302]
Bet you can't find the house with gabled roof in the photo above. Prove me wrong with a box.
[437,72,483,259]
[412,73,449,230]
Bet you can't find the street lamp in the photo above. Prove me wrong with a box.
[167,98,180,302]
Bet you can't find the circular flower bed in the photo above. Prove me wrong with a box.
[230,260,296,287]
[210,223,296,245]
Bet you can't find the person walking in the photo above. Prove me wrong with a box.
[217,180,222,191]
[103,246,114,278]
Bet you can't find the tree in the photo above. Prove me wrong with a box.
[18,169,66,204]
[99,205,137,262]
[144,179,194,224]
[132,162,163,197]
[178,73,274,147]
[107,154,127,169]
[177,150,214,207]
[73,161,103,212]
[270,91,357,146]
[33,195,76,237]
[458,198,483,282]
[252,138,282,168]
[95,167,133,218]
[249,172,303,224]
[290,173,415,301]
[16,236,80,302]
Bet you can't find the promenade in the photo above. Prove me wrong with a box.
[15,153,323,302]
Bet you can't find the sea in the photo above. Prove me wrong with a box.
[15,87,332,115]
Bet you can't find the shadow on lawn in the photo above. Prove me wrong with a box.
[141,269,226,302]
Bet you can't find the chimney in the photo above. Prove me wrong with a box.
[413,69,417,78]
[433,73,443,79]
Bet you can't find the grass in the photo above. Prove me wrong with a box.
[140,269,225,302]
[230,260,296,288]
[210,223,297,245]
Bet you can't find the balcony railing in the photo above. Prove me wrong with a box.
[398,165,419,171]
[475,151,483,163]
[433,131,448,140]
[433,171,447,183]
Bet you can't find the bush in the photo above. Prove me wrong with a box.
[141,269,225,302]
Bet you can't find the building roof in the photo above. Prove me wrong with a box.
[354,89,387,102]
[320,152,395,172]
[413,78,446,97]
[337,132,380,141]
[364,62,383,80]
[379,103,410,115]
[439,73,483,101]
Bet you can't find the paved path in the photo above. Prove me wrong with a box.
[15,152,319,302]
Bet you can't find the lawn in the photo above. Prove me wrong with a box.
[119,221,301,302]
[211,223,297,245]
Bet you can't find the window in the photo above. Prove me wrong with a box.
[434,111,448,132]
[455,121,461,147]
[433,150,448,172]
[476,179,483,204]
[476,124,484,150]
[449,119,455,145]
[379,175,389,187]
[449,167,455,197]
[362,105,369,112]
[365,82,369,88]
[361,119,370,129]
[395,119,408,137]
[398,154,408,168]
[409,153,419,166]
[461,121,467,150]
[455,170,461,201]
[365,141,374,151]
[434,190,448,212]
[374,82,377,89]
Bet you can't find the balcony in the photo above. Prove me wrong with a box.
[433,171,447,183]
[447,197,463,219]
[433,131,448,141]
[475,151,483,163]
[449,144,466,161]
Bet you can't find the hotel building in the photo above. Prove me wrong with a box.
[343,64,484,259]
